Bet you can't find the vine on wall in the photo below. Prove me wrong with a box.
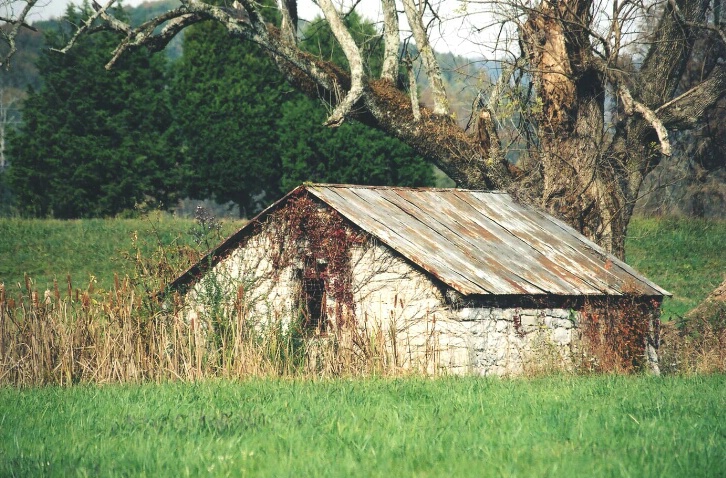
[265,194,366,329]
[578,289,659,373]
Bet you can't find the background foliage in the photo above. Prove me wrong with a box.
[5,4,176,218]
[1,1,724,218]
[169,19,286,217]
[2,5,433,219]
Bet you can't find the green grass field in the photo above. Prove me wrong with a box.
[1,215,723,318]
[625,217,726,318]
[1,218,724,475]
[1,375,724,477]
[0,214,243,295]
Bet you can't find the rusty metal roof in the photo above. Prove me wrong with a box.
[305,184,669,297]
[168,184,669,297]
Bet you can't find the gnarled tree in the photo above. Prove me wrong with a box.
[4,0,726,259]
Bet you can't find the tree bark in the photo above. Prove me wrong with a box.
[379,0,399,83]
[400,0,450,116]
[516,0,722,257]
[519,0,622,253]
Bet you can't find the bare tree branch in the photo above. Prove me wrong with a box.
[278,0,297,45]
[667,0,726,47]
[657,63,726,129]
[51,0,117,54]
[1,0,40,68]
[400,0,449,116]
[379,0,399,82]
[403,54,420,121]
[17,0,726,258]
[315,0,365,126]
[617,81,672,156]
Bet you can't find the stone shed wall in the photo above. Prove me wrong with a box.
[350,240,579,375]
[180,217,584,375]
[182,222,302,330]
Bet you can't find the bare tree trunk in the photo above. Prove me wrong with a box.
[518,0,714,257]
[0,85,20,170]
[379,0,399,83]
[277,0,297,45]
[316,0,366,126]
[520,0,625,254]
[400,0,449,116]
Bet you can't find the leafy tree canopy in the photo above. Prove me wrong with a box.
[169,19,286,217]
[278,95,434,191]
[6,2,176,218]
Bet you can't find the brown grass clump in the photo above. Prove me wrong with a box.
[658,313,726,375]
[3,278,724,385]
[657,278,726,374]
[0,276,411,386]
[1,275,172,385]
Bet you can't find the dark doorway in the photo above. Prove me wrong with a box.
[298,263,328,334]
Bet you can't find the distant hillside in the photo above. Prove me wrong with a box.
[0,25,44,91]
[419,51,495,129]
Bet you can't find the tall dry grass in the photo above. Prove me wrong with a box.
[0,209,430,386]
[0,275,418,386]
[3,276,724,385]
[2,209,724,385]
[3,272,726,385]
[658,318,726,375]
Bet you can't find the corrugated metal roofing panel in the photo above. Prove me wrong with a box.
[308,184,669,297]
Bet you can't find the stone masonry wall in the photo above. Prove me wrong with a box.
[351,240,579,375]
[181,224,581,376]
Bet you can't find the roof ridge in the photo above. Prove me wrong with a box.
[307,183,508,193]
[165,183,669,299]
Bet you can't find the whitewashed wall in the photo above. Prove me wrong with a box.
[182,223,300,331]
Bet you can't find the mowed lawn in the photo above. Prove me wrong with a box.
[625,217,726,318]
[1,375,724,477]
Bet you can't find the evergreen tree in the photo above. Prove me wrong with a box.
[300,12,384,78]
[170,11,431,217]
[169,20,285,217]
[278,95,433,191]
[6,3,175,218]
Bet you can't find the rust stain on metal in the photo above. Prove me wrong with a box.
[308,184,669,297]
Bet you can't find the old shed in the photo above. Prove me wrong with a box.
[170,184,670,375]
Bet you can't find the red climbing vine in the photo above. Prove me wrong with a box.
[578,286,658,373]
[265,194,365,329]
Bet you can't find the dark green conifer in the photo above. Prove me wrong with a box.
[7,3,176,218]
